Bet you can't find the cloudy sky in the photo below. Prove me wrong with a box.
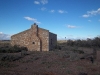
[0,0,100,40]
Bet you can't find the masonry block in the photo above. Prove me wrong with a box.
[11,23,57,51]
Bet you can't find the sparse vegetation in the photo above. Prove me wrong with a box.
[72,49,84,54]
[66,70,72,74]
[78,72,87,75]
[0,61,10,67]
[0,41,28,53]
[0,38,100,75]
[0,54,21,61]
[66,36,100,48]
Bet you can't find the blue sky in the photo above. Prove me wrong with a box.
[0,0,100,40]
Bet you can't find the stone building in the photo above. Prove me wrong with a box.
[11,23,57,51]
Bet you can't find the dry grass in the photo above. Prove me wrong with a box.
[0,40,100,75]
[0,50,100,75]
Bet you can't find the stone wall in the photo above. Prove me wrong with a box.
[49,32,57,50]
[11,29,31,47]
[38,28,49,51]
[30,24,41,51]
[11,24,57,51]
[11,26,41,51]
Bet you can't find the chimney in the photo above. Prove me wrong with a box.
[31,23,38,36]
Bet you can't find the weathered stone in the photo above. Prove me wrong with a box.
[11,23,57,51]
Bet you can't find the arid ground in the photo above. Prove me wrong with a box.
[0,48,100,75]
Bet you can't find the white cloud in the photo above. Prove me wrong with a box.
[24,17,41,24]
[88,20,91,22]
[34,0,48,5]
[41,7,46,11]
[67,25,76,28]
[41,0,48,4]
[82,8,100,18]
[82,14,90,18]
[0,32,11,40]
[50,10,55,13]
[34,1,40,4]
[0,32,3,34]
[86,35,94,39]
[49,9,67,14]
[58,10,64,13]
[58,10,67,14]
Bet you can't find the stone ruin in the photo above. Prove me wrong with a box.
[11,23,57,51]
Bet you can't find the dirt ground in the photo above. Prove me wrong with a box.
[0,49,100,75]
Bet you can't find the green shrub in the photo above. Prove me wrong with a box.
[72,49,84,54]
[1,55,21,61]
[65,36,100,48]
[78,50,84,54]
[0,61,10,67]
[34,57,40,60]
[0,45,28,53]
